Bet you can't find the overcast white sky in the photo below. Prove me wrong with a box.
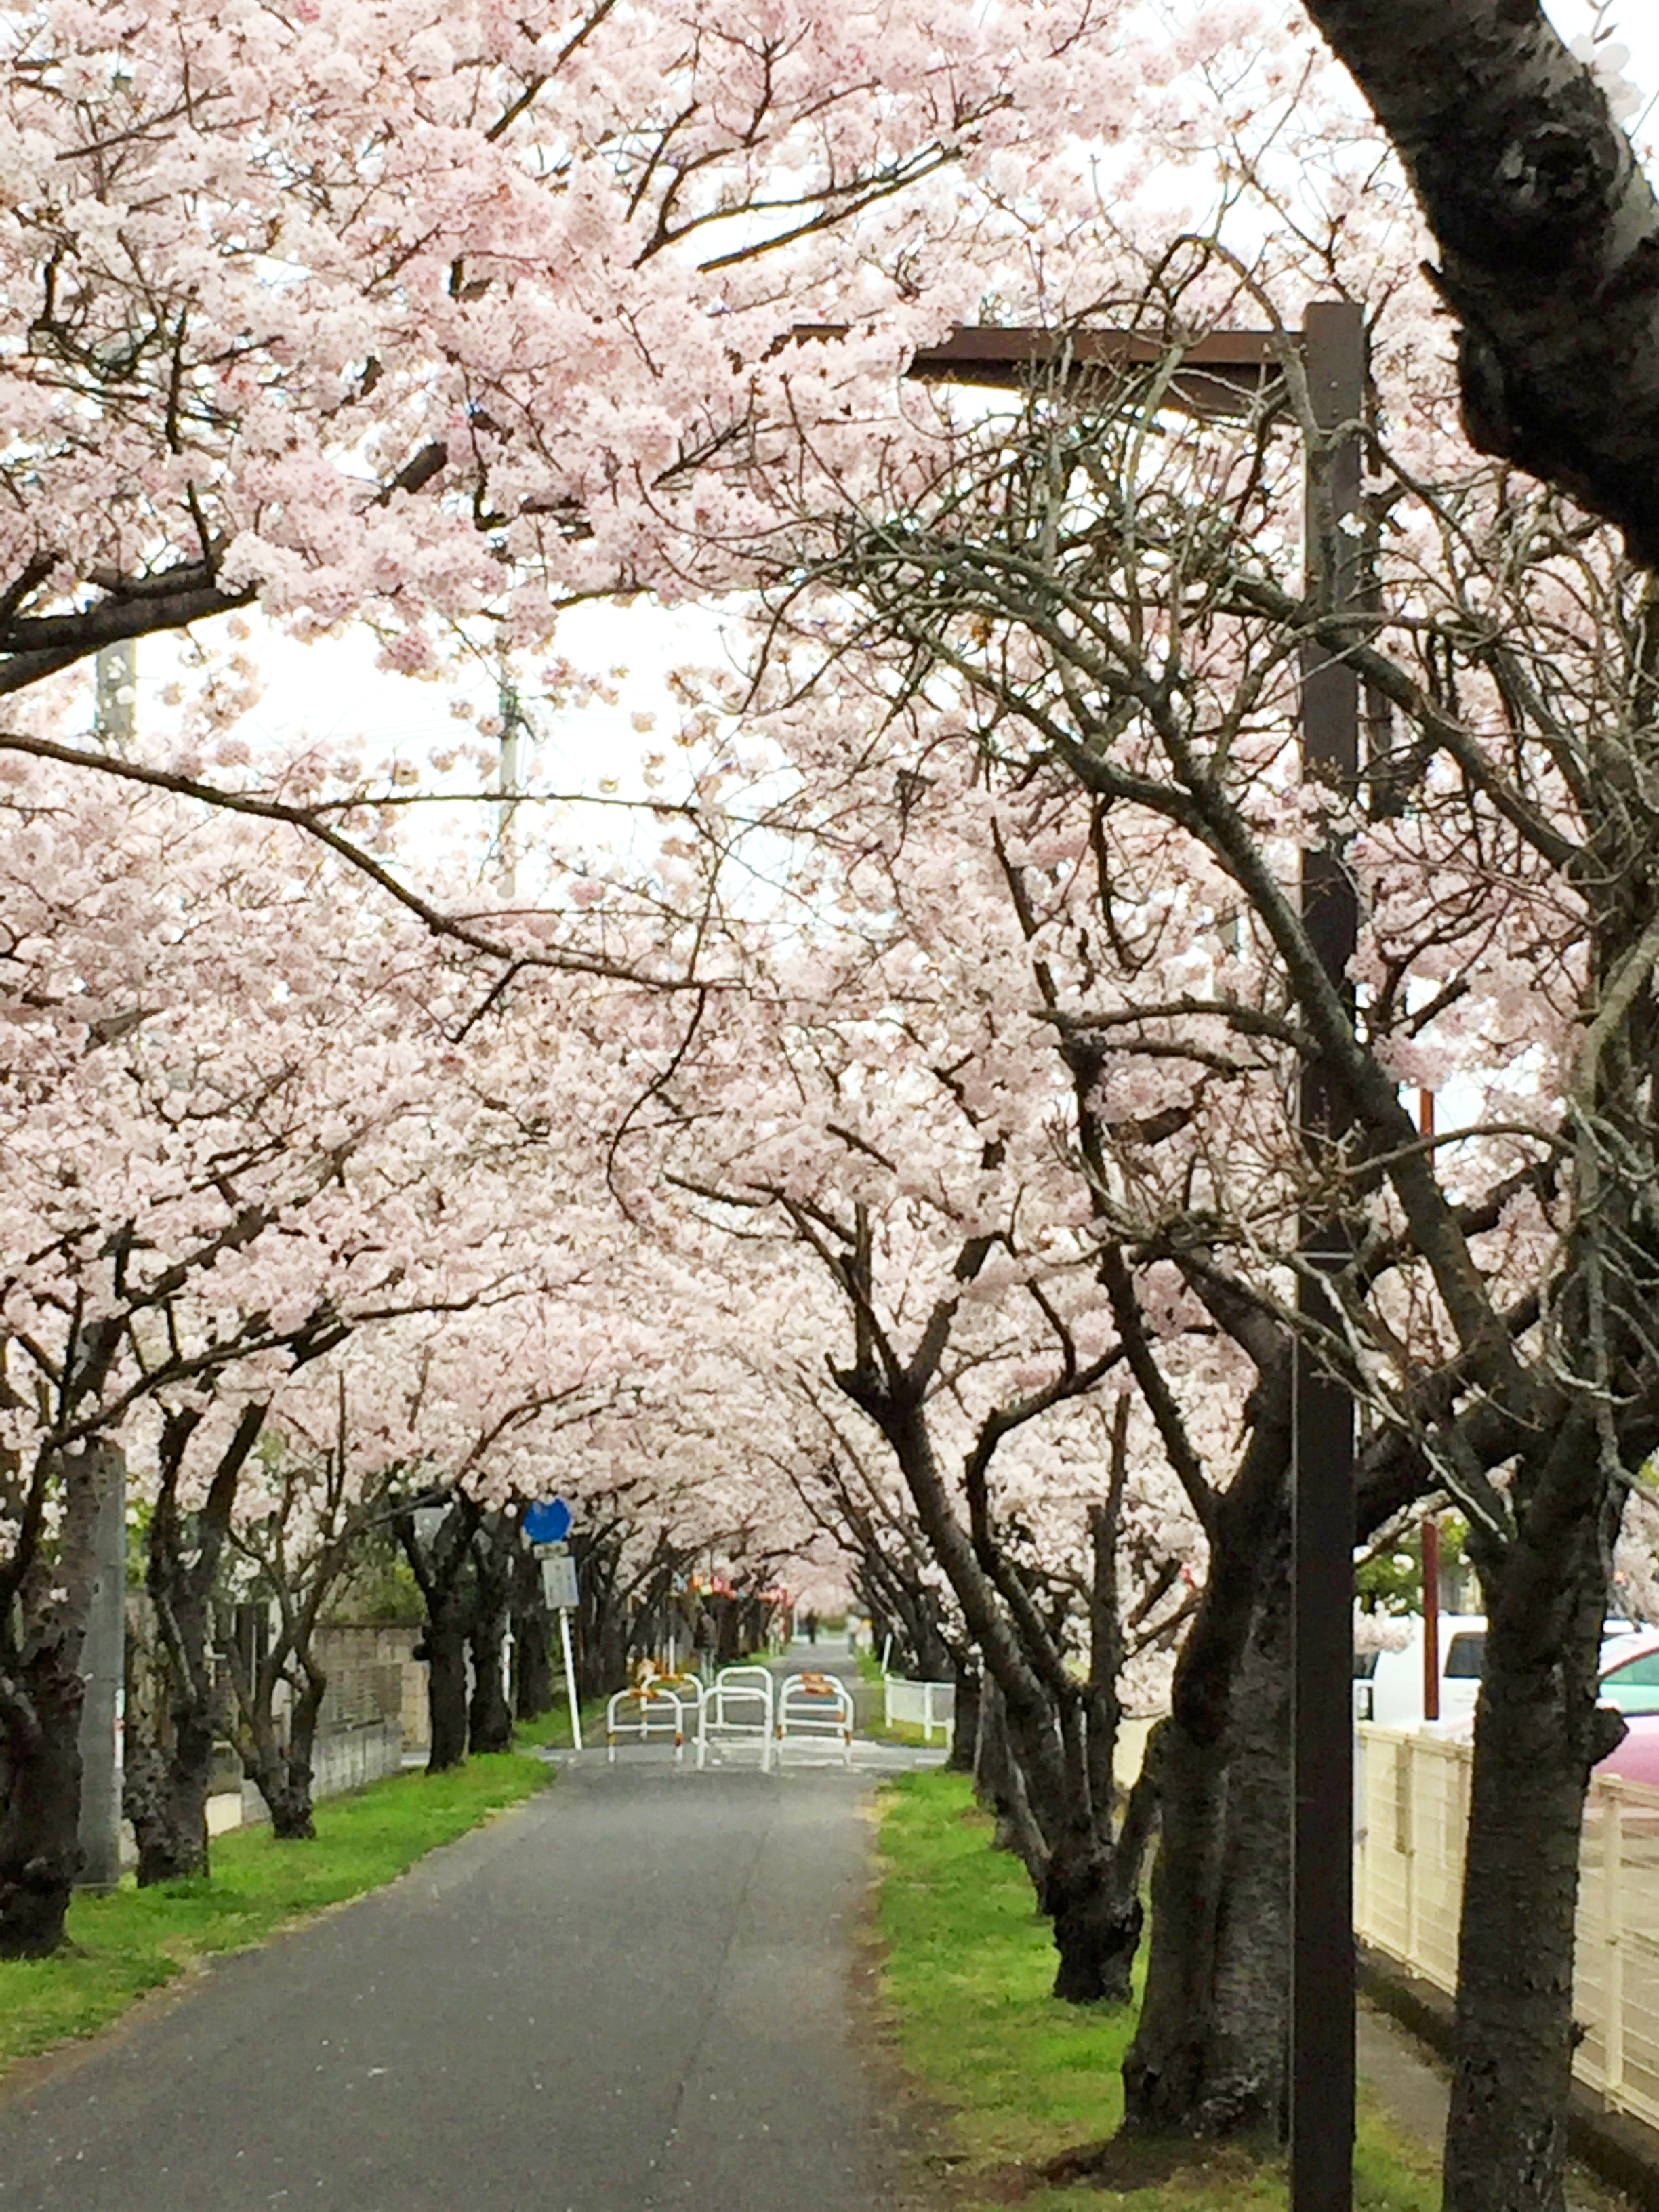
[105,2,1659,828]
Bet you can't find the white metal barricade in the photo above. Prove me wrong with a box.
[777,1671,855,1767]
[605,1685,687,1763]
[696,1666,775,1771]
[653,1671,706,1719]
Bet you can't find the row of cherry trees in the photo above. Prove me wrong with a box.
[0,769,808,1946]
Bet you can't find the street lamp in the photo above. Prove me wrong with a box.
[902,306,1368,2212]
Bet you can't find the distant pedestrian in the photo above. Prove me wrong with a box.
[804,1610,819,1645]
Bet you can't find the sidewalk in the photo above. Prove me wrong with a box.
[1359,2000,1452,2161]
[1359,1988,1644,2211]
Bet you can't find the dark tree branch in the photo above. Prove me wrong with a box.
[1303,0,1659,563]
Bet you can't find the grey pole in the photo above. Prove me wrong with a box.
[1290,300,1366,2212]
[75,642,137,1888]
[94,640,136,753]
[75,1441,127,1888]
[496,652,524,899]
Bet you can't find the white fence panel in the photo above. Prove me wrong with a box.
[1355,1724,1659,2135]
[882,1676,955,1746]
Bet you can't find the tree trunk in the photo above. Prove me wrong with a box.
[1298,0,1659,564]
[0,1454,106,1958]
[1120,1710,1229,2133]
[0,1631,85,1957]
[124,1704,214,1886]
[241,1673,323,1841]
[1122,1559,1292,2138]
[1191,1584,1292,2139]
[1042,1827,1144,2005]
[466,1515,516,1754]
[1442,1521,1613,2212]
[1122,1378,1291,2138]
[468,1610,513,1753]
[975,1675,1046,1872]
[512,1544,554,1720]
[948,1661,981,1776]
[424,1605,470,1773]
[125,1399,266,1886]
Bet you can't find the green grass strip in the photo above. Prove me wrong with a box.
[0,1746,551,2081]
[874,1769,1439,2211]
[513,1696,608,1749]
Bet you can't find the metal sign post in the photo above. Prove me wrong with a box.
[529,1503,581,1751]
[558,1607,582,1753]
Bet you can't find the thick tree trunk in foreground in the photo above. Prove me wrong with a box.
[0,1631,85,1955]
[1124,1589,1290,2138]
[1122,1710,1229,2134]
[1192,1586,1292,2138]
[1443,1508,1618,2212]
[1122,1400,1291,2139]
[1301,0,1659,562]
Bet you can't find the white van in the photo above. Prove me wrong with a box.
[1353,1615,1487,1727]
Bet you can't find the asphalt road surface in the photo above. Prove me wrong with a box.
[0,1697,908,2211]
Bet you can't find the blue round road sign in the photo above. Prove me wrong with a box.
[525,1497,573,1544]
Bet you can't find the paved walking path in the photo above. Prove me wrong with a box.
[0,1638,918,2212]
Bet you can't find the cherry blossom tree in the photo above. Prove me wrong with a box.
[0,758,655,1938]
[719,260,1659,2203]
[0,0,1215,702]
[616,754,1227,1999]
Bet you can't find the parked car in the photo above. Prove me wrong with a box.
[1353,1615,1488,1728]
[1425,1624,1659,1788]
[1594,1629,1659,1717]
[1587,1631,1659,1791]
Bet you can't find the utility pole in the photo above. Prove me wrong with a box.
[74,1440,126,1887]
[496,651,525,899]
[76,642,136,1887]
[94,638,136,754]
[1290,300,1366,2212]
[907,312,1367,2209]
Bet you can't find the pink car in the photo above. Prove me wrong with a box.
[1433,1629,1659,1788]
[1595,1633,1659,1789]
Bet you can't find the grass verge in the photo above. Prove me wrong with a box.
[0,1748,550,2083]
[514,1696,608,1749]
[874,1769,1439,2211]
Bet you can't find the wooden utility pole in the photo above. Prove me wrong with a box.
[1418,1092,1441,1725]
[94,639,136,753]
